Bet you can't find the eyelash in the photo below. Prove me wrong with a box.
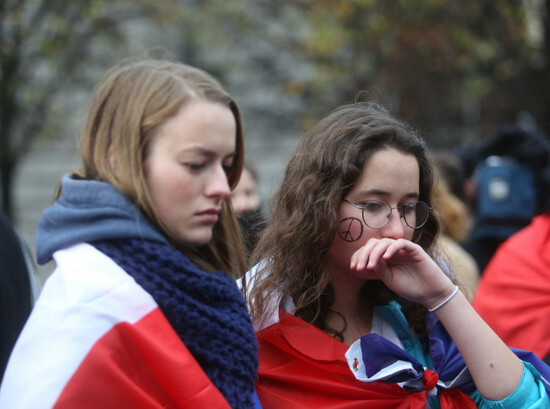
[187,163,206,171]
[184,162,233,174]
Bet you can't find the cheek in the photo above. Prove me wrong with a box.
[147,166,193,214]
[337,217,364,243]
[328,216,375,268]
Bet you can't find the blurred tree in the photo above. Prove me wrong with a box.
[287,0,544,143]
[3,0,549,222]
[0,0,171,221]
[156,0,547,146]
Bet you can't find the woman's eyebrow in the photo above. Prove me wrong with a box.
[355,189,420,199]
[181,146,216,157]
[403,192,420,199]
[179,146,236,159]
[356,189,390,196]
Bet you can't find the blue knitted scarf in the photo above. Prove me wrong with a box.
[93,238,258,409]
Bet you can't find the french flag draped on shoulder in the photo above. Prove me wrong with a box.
[255,309,550,409]
[346,316,550,402]
[0,244,231,409]
[256,310,475,408]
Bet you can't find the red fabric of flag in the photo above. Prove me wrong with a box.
[256,310,475,409]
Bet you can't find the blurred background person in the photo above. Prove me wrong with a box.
[0,212,39,383]
[461,125,550,273]
[473,138,550,363]
[431,151,479,301]
[473,208,550,364]
[231,162,265,260]
[432,149,471,207]
[231,162,262,215]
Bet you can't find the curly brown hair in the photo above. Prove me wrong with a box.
[248,101,441,339]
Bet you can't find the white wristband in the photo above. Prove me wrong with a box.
[428,285,459,312]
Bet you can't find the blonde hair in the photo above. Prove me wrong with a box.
[431,175,471,242]
[74,58,246,276]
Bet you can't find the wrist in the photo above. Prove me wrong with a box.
[427,285,460,312]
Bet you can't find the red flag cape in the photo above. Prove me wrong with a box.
[473,214,550,360]
[54,308,231,408]
[0,244,230,408]
[256,310,475,408]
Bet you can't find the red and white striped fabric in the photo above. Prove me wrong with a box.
[0,243,230,408]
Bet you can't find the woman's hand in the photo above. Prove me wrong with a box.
[349,238,455,310]
[351,237,525,401]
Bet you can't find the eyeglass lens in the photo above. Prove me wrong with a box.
[361,201,429,229]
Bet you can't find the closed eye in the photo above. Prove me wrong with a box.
[222,158,234,174]
[185,162,206,171]
[362,201,386,213]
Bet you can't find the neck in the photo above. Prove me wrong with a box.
[328,272,374,346]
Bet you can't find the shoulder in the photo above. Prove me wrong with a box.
[0,243,160,407]
[501,213,550,249]
[50,243,157,309]
[240,261,295,332]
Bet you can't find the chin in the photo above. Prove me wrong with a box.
[174,230,213,247]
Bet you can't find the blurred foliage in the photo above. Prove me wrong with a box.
[1,0,549,219]
[157,0,548,144]
[0,0,169,218]
[282,0,543,142]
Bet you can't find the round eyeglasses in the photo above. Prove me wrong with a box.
[343,199,431,229]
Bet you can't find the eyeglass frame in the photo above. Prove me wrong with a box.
[342,199,431,229]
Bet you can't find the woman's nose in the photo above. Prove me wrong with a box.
[205,165,231,199]
[382,208,406,239]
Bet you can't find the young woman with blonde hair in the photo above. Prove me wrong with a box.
[0,59,261,408]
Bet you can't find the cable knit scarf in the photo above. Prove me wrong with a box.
[93,238,258,409]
